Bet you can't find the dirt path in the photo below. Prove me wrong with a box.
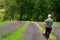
[22,23,46,40]
[0,21,25,38]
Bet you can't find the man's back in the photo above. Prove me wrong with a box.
[45,18,53,28]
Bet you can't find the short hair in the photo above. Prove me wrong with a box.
[48,14,51,18]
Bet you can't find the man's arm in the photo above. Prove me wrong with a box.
[43,19,47,28]
[43,22,46,28]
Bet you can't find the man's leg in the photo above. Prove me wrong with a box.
[47,28,52,39]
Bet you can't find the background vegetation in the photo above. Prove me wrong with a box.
[0,0,60,21]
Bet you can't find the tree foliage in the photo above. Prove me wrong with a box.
[3,0,60,22]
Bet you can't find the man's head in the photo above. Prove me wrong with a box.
[48,14,51,18]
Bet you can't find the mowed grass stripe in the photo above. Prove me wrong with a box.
[4,21,30,40]
[34,22,57,40]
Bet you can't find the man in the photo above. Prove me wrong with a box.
[43,14,53,40]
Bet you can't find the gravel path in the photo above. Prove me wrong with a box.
[22,23,46,40]
[0,21,25,38]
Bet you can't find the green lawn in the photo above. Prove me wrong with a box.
[4,21,30,40]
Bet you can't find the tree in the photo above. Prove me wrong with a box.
[3,0,60,22]
[4,0,17,20]
[49,0,60,22]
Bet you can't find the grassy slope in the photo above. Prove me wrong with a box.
[34,22,57,40]
[4,21,30,40]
